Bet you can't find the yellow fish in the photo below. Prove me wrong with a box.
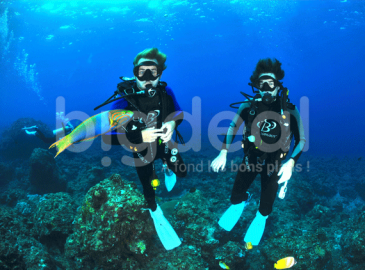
[245,242,253,250]
[219,261,230,269]
[50,110,133,158]
[274,257,297,269]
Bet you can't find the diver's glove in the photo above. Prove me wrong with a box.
[211,150,227,172]
[142,128,164,143]
[160,121,176,143]
[278,181,288,199]
[277,158,295,184]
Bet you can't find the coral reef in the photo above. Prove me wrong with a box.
[65,174,155,269]
[29,148,66,194]
[0,162,14,187]
[341,208,365,264]
[0,136,365,270]
[66,165,105,205]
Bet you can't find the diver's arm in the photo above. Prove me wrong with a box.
[288,107,306,164]
[165,110,184,127]
[211,102,248,172]
[221,102,249,151]
[165,87,184,127]
[277,107,305,184]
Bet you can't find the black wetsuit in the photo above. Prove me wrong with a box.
[106,81,186,211]
[223,97,306,216]
[34,129,57,144]
[33,127,72,144]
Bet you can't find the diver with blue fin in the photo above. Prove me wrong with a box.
[96,48,186,250]
[211,58,306,246]
[23,112,74,144]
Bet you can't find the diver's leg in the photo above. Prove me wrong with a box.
[133,149,157,211]
[136,145,181,250]
[230,155,258,204]
[259,159,281,216]
[244,159,280,245]
[36,129,56,144]
[219,155,258,231]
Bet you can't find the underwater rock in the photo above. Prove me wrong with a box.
[15,201,34,216]
[144,245,208,269]
[0,162,14,187]
[339,185,357,200]
[64,174,155,269]
[0,188,27,207]
[261,226,333,270]
[0,118,52,159]
[175,190,219,249]
[312,176,337,198]
[355,179,365,201]
[0,205,56,270]
[66,165,105,205]
[29,148,66,194]
[341,210,365,264]
[31,193,76,237]
[307,204,333,227]
[214,241,245,270]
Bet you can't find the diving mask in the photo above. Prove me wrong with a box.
[258,75,278,92]
[258,75,279,105]
[133,61,162,81]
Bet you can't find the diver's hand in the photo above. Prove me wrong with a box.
[277,158,295,184]
[142,128,163,143]
[211,150,228,172]
[160,121,176,143]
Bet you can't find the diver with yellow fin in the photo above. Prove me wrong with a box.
[211,58,306,246]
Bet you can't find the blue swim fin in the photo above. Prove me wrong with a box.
[149,205,181,250]
[244,211,268,245]
[163,163,176,192]
[219,193,251,231]
[218,201,247,231]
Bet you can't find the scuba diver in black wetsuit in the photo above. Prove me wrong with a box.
[211,58,306,247]
[23,112,74,144]
[95,48,186,250]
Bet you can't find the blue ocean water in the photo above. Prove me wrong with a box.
[1,0,364,157]
[1,1,365,269]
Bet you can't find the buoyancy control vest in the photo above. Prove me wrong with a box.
[231,88,295,163]
[94,77,184,144]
